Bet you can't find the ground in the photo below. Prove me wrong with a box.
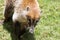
[0,0,60,40]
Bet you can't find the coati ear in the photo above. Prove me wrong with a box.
[26,6,30,11]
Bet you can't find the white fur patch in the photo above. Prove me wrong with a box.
[12,9,29,23]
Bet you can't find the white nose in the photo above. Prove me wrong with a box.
[29,28,34,33]
[28,25,34,34]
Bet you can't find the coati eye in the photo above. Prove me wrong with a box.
[34,18,40,26]
[27,16,31,25]
[35,18,40,23]
[26,16,33,26]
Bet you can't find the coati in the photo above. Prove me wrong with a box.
[4,0,41,38]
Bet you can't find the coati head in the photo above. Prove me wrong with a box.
[12,0,41,33]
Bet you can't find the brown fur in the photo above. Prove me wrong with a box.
[17,0,40,19]
[4,0,40,21]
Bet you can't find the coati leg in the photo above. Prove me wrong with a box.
[13,21,20,40]
[13,21,26,40]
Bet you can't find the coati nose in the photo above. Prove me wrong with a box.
[27,25,34,34]
[29,25,34,33]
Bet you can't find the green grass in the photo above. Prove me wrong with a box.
[0,0,60,40]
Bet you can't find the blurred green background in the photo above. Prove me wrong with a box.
[0,0,60,40]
